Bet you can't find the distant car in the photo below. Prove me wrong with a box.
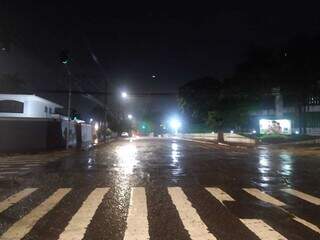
[121,132,129,137]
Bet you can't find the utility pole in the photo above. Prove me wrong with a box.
[103,78,108,141]
[66,69,71,149]
[60,50,71,149]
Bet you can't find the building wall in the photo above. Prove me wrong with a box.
[0,95,61,118]
[0,100,57,118]
[0,118,64,153]
[0,118,93,153]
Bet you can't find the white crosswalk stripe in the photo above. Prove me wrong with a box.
[205,187,235,205]
[168,187,217,240]
[124,187,149,240]
[243,188,286,206]
[243,188,320,234]
[0,188,71,240]
[58,188,109,240]
[0,159,49,178]
[281,188,320,205]
[0,186,318,239]
[0,188,38,213]
[241,219,287,240]
[292,216,320,234]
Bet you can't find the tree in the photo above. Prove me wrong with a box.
[179,77,222,122]
[179,74,260,142]
[233,36,320,134]
[179,77,253,142]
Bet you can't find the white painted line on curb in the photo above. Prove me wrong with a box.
[281,188,320,205]
[0,188,38,213]
[168,187,217,240]
[0,188,71,240]
[241,219,287,240]
[58,188,109,240]
[124,187,149,240]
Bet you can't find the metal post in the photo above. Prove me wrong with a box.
[66,67,72,149]
[103,78,108,141]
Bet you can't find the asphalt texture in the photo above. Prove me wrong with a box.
[0,137,319,240]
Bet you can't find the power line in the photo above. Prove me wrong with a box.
[34,90,178,96]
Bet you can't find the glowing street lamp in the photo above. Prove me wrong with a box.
[128,114,133,120]
[94,122,99,131]
[170,118,182,134]
[121,92,128,99]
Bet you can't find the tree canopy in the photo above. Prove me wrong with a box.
[179,34,320,138]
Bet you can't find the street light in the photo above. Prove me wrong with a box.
[128,114,133,120]
[170,118,182,134]
[121,92,128,99]
[94,122,99,131]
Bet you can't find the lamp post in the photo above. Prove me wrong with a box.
[60,50,71,149]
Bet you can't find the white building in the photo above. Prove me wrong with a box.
[0,94,63,118]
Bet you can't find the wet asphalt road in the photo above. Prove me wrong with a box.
[0,137,319,240]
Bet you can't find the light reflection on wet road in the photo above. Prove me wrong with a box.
[0,138,319,239]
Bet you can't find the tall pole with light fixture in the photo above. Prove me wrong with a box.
[60,50,71,149]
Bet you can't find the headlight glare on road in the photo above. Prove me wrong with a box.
[116,144,137,175]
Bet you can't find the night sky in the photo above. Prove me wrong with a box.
[1,1,320,121]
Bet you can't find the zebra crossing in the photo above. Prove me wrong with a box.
[0,158,55,179]
[0,186,319,240]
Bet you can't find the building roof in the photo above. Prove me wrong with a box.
[0,94,63,108]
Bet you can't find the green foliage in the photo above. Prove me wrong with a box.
[179,34,320,135]
[179,76,257,133]
[258,134,317,144]
[179,77,222,122]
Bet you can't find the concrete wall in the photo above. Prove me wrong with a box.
[0,118,64,153]
[0,118,93,153]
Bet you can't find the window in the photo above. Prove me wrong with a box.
[49,108,52,114]
[0,100,24,113]
[44,106,48,113]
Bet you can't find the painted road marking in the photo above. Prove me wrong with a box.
[168,187,217,240]
[240,219,287,240]
[243,188,286,207]
[205,187,235,205]
[281,188,320,205]
[58,188,109,240]
[0,188,38,213]
[0,171,19,174]
[0,188,71,240]
[124,187,149,240]
[244,188,320,233]
[0,168,30,171]
[293,216,320,234]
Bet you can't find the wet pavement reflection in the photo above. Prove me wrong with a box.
[0,138,319,239]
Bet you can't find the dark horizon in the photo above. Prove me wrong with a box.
[2,1,320,121]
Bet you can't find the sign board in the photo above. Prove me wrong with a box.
[259,119,292,135]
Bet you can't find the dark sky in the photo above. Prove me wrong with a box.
[1,1,320,121]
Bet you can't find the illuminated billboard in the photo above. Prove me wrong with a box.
[259,119,292,135]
